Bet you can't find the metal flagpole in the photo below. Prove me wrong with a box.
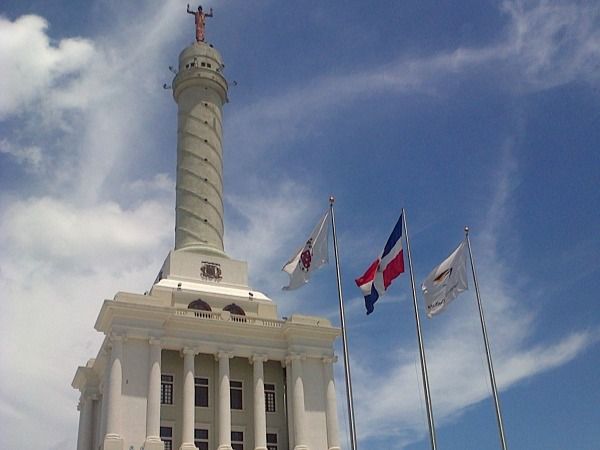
[329,196,358,450]
[402,209,437,450]
[464,227,508,450]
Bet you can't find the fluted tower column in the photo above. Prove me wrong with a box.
[172,42,228,256]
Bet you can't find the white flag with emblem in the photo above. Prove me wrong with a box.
[422,239,469,317]
[282,210,330,290]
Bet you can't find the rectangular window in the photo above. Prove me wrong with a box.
[194,428,209,450]
[231,431,244,450]
[266,432,278,450]
[195,377,209,407]
[230,380,243,410]
[161,374,173,405]
[160,426,173,450]
[264,383,276,413]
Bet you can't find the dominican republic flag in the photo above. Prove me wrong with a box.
[355,213,405,315]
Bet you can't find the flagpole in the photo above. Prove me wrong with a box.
[402,209,437,450]
[329,197,358,450]
[464,227,508,450]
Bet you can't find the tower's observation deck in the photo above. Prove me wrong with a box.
[172,42,228,256]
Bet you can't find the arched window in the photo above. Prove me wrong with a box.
[188,299,212,311]
[223,303,245,316]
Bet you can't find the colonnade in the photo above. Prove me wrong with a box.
[76,336,341,450]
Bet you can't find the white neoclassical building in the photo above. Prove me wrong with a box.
[72,27,341,450]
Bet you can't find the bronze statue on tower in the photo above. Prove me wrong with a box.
[187,4,213,42]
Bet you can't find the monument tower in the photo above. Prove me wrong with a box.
[173,24,227,256]
[72,7,342,450]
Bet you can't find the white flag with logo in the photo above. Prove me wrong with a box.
[422,239,469,317]
[282,210,329,290]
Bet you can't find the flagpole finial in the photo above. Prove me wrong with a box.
[329,196,335,204]
[464,226,470,235]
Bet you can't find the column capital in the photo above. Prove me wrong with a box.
[215,350,233,361]
[78,392,96,408]
[108,333,126,345]
[249,354,268,364]
[82,388,100,402]
[181,346,197,356]
[286,352,305,364]
[322,354,338,364]
[149,337,162,347]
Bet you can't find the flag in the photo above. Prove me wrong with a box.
[355,213,405,315]
[282,210,330,290]
[422,239,469,317]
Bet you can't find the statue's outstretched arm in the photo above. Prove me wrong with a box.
[186,4,194,14]
[206,8,213,17]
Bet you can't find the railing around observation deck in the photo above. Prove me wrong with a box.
[173,308,284,328]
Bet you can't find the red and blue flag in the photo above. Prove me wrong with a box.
[355,213,405,314]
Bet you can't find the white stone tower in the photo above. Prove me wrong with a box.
[72,21,342,450]
[173,42,228,256]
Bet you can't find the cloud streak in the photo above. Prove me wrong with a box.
[228,0,600,162]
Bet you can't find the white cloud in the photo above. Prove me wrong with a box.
[0,14,95,118]
[0,196,172,271]
[502,0,600,89]
[127,173,175,196]
[0,138,44,172]
[0,2,187,203]
[0,194,174,450]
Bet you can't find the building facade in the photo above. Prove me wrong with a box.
[72,27,341,450]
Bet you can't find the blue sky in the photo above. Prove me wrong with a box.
[0,1,599,449]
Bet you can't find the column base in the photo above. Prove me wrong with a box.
[217,446,233,450]
[144,437,165,450]
[328,447,341,450]
[103,435,123,450]
[180,443,198,450]
[178,442,198,450]
[254,447,268,450]
[293,446,309,450]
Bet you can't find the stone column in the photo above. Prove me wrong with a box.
[181,347,197,450]
[322,357,341,450]
[251,355,267,450]
[104,335,124,450]
[99,373,107,445]
[290,354,308,450]
[145,338,164,450]
[94,393,103,450]
[284,360,295,450]
[217,351,233,450]
[76,393,93,450]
